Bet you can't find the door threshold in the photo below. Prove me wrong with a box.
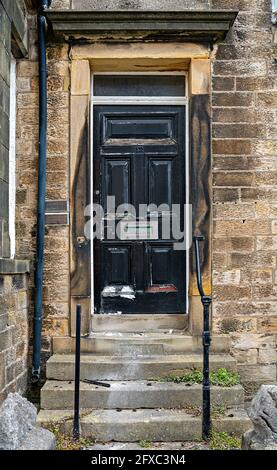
[91,313,188,333]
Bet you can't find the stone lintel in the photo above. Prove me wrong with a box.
[45,10,238,44]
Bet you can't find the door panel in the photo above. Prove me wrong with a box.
[102,112,178,144]
[104,245,131,285]
[104,159,130,210]
[149,159,173,207]
[106,117,174,140]
[149,246,173,285]
[94,105,186,314]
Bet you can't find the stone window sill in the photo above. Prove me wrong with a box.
[0,259,30,274]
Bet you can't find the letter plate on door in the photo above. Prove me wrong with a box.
[118,221,158,240]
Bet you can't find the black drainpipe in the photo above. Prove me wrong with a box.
[32,0,52,382]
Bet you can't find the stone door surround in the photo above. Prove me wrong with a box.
[44,8,237,336]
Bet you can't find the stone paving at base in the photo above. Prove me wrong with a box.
[87,442,210,451]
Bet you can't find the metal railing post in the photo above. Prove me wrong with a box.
[193,236,212,440]
[73,304,81,440]
[202,294,212,440]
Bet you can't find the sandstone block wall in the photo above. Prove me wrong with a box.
[0,0,32,404]
[13,0,277,393]
[212,0,277,395]
[16,38,71,372]
[0,271,29,403]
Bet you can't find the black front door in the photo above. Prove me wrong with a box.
[94,105,186,314]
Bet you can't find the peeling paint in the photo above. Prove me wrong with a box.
[102,286,136,301]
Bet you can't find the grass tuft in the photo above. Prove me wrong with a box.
[210,368,240,387]
[160,368,240,387]
[209,431,241,450]
[45,421,92,451]
[211,405,227,419]
[139,440,153,448]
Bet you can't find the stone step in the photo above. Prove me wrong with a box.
[46,354,237,381]
[53,333,231,355]
[88,442,209,450]
[41,380,245,410]
[91,314,187,332]
[37,408,252,442]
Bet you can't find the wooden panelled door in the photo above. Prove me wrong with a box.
[93,103,187,314]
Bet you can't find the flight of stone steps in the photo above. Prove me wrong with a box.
[38,315,252,442]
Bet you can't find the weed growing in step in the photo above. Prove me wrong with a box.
[210,368,240,387]
[211,405,227,419]
[159,370,202,384]
[159,368,240,387]
[209,431,241,450]
[139,440,153,448]
[183,404,227,419]
[45,421,92,451]
[183,405,202,417]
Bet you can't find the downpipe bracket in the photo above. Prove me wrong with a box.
[31,368,41,385]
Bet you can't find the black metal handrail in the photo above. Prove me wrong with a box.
[193,235,212,440]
